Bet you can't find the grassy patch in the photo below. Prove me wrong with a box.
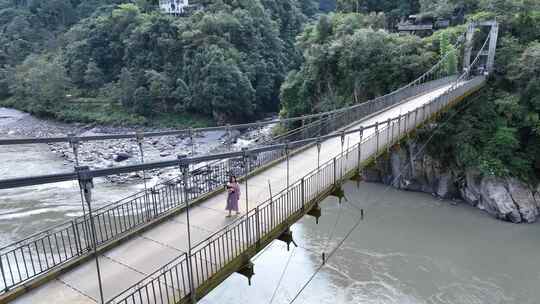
[0,97,214,129]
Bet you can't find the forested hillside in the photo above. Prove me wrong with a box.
[1,0,539,182]
[279,13,461,117]
[0,0,318,125]
[420,1,540,183]
[280,0,540,183]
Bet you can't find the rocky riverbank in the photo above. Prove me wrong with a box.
[363,138,540,223]
[0,107,274,184]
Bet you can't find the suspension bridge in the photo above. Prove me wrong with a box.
[0,22,498,304]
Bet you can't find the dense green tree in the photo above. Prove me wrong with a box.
[439,31,458,75]
[10,55,71,115]
[84,60,105,90]
[132,86,152,116]
[0,66,12,98]
[146,70,172,112]
[280,13,434,117]
[336,0,420,28]
[116,68,138,108]
[0,0,313,123]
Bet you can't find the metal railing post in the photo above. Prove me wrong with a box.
[151,188,159,217]
[301,177,305,211]
[414,108,418,127]
[242,148,250,246]
[340,131,345,179]
[68,133,80,166]
[0,254,7,292]
[333,157,337,185]
[386,119,391,152]
[69,134,91,251]
[404,111,408,135]
[357,127,363,171]
[398,115,402,138]
[285,144,290,192]
[72,220,82,256]
[178,155,196,304]
[189,128,195,156]
[255,206,261,244]
[75,166,104,304]
[316,137,322,170]
[136,132,154,220]
[268,181,275,228]
[375,122,380,153]
[226,124,232,152]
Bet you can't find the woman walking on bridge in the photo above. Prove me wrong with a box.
[226,176,240,217]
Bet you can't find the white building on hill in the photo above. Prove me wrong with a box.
[159,0,188,15]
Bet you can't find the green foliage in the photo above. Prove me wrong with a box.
[0,0,314,125]
[422,2,540,182]
[336,0,420,28]
[288,1,540,183]
[132,86,152,116]
[280,13,435,118]
[84,60,105,90]
[9,55,71,115]
[419,0,478,19]
[439,31,458,75]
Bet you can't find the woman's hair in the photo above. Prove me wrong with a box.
[229,175,237,183]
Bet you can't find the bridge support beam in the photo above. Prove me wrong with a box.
[463,21,499,74]
[307,203,322,224]
[277,227,296,251]
[236,261,255,286]
[179,155,197,304]
[486,22,499,73]
[463,23,475,72]
[330,184,345,204]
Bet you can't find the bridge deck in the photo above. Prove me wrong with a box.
[11,81,474,304]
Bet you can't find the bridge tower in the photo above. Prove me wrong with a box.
[463,20,499,74]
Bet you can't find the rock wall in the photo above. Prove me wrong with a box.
[363,140,540,223]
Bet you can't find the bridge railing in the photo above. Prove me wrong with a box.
[108,76,487,304]
[0,27,489,297]
[0,75,457,294]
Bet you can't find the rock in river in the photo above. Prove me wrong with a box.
[506,178,539,223]
[113,152,131,162]
[479,177,522,223]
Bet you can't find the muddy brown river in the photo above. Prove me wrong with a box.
[1,108,539,304]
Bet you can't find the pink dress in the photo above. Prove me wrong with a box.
[226,183,240,211]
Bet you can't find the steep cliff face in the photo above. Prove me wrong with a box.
[364,140,540,223]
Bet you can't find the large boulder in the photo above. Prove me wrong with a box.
[479,177,522,223]
[113,152,131,162]
[506,178,538,223]
[390,146,407,188]
[436,171,457,199]
[460,170,482,206]
[362,167,383,183]
[424,154,439,190]
[534,184,540,211]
